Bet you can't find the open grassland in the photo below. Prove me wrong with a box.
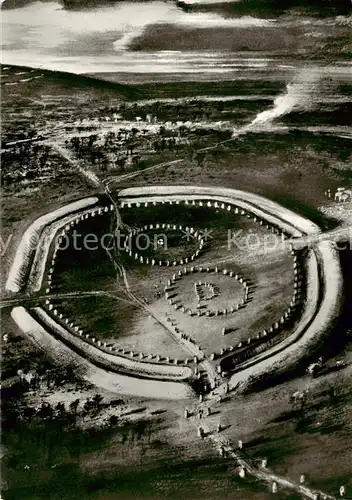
[125,131,351,225]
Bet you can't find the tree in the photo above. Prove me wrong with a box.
[37,402,53,420]
[109,415,119,427]
[55,402,66,417]
[83,398,94,414]
[22,406,36,421]
[69,399,80,415]
[92,394,104,410]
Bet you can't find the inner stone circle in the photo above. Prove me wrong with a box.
[164,267,250,317]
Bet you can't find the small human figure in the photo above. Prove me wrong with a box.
[272,482,278,493]
[300,474,305,484]
[238,440,243,449]
[340,486,345,497]
[239,466,245,478]
[261,458,267,468]
[217,423,222,433]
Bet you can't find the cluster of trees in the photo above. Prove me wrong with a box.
[2,385,122,432]
[3,126,38,144]
[12,364,92,392]
[1,144,65,189]
[67,129,147,173]
[2,343,126,434]
[121,100,236,124]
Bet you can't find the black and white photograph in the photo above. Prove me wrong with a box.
[1,0,351,499]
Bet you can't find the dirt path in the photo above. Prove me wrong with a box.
[0,290,135,309]
[103,136,236,190]
[49,142,101,188]
[120,264,218,386]
[187,388,336,500]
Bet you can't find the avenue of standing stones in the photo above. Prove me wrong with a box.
[7,185,341,395]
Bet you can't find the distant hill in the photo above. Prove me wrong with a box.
[178,0,352,17]
[1,64,144,101]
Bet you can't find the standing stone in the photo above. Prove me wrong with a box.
[197,427,204,438]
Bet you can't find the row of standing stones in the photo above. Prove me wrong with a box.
[123,223,205,266]
[164,266,249,317]
[44,201,302,373]
[117,200,343,498]
[44,206,196,368]
[120,198,290,239]
[216,250,303,369]
[27,198,344,498]
[163,253,301,364]
[43,296,198,367]
[45,204,114,293]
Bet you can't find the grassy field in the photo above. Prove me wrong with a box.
[51,212,116,293]
[126,131,351,225]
